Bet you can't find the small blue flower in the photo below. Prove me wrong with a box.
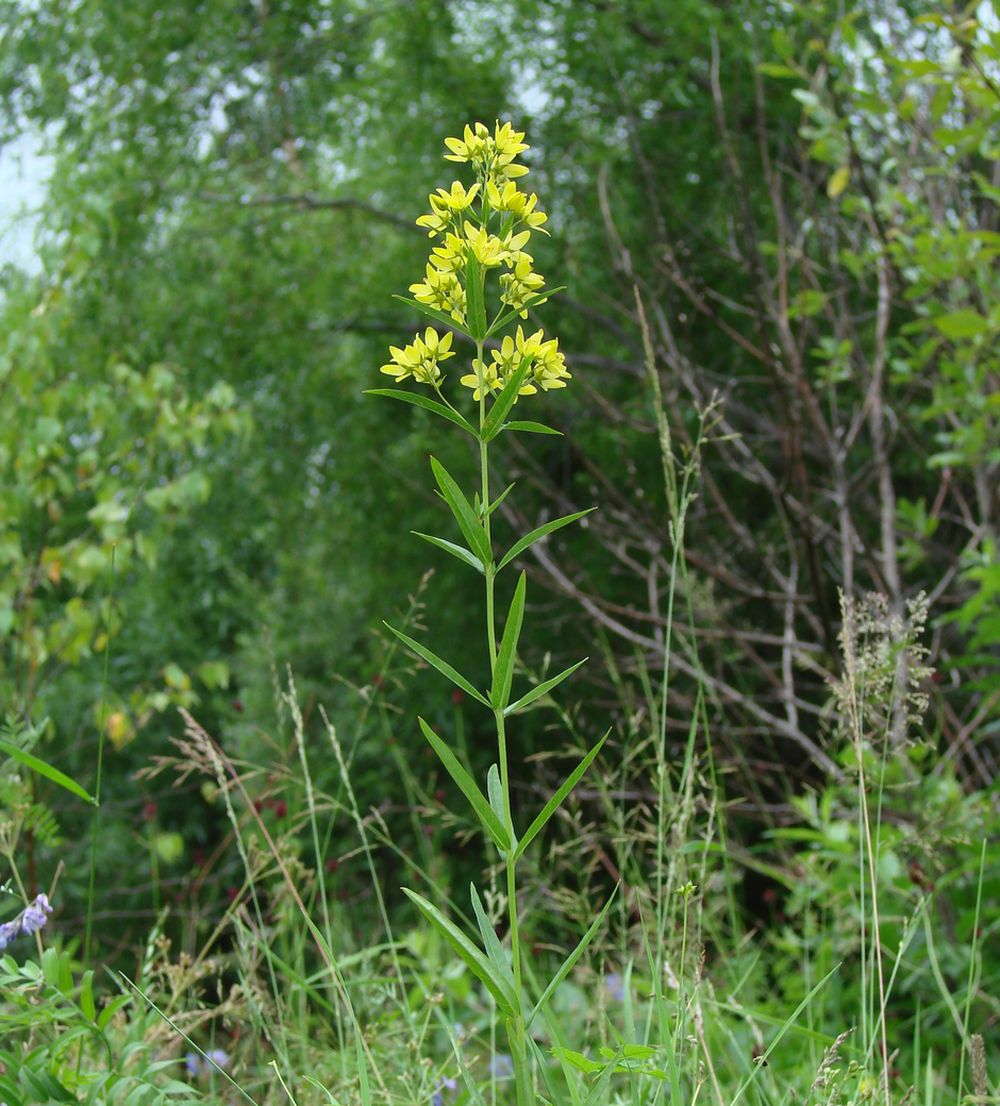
[604,971,624,1002]
[206,1049,229,1070]
[20,894,52,935]
[185,1054,200,1077]
[488,1054,514,1080]
[0,893,54,949]
[0,920,20,950]
[432,1076,457,1106]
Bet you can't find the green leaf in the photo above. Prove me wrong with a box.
[384,623,491,707]
[417,718,510,850]
[430,456,493,565]
[469,883,515,988]
[465,251,487,340]
[481,357,532,441]
[528,885,618,1027]
[497,508,596,571]
[503,420,563,436]
[365,388,478,437]
[491,571,526,710]
[80,970,96,1021]
[484,482,515,518]
[504,657,588,717]
[486,762,506,826]
[411,531,484,574]
[392,294,471,336]
[401,887,517,1015]
[827,165,850,198]
[0,738,97,806]
[514,729,609,860]
[487,286,567,337]
[932,310,990,340]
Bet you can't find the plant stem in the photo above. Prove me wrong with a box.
[477,338,532,1106]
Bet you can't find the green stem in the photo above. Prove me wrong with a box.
[477,338,532,1106]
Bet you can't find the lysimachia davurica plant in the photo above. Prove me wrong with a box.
[368,122,611,1105]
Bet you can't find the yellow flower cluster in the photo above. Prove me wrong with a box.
[387,121,570,404]
[461,326,570,400]
[380,328,455,386]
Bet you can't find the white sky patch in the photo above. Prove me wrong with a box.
[0,130,51,275]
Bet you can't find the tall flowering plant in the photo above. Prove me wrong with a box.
[368,122,610,1105]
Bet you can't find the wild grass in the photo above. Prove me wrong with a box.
[0,124,996,1106]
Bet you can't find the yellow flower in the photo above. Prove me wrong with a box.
[409,265,467,324]
[500,257,547,317]
[416,181,481,236]
[464,221,506,268]
[487,180,548,231]
[444,122,493,165]
[429,232,469,273]
[461,356,503,401]
[459,326,570,401]
[444,121,529,183]
[380,328,455,386]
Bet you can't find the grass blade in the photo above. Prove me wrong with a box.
[383,623,490,707]
[504,657,588,717]
[729,962,841,1106]
[491,571,526,710]
[0,738,97,806]
[430,456,493,565]
[528,886,618,1027]
[497,508,595,571]
[402,887,517,1015]
[365,388,477,437]
[514,729,609,860]
[411,531,484,574]
[418,718,510,850]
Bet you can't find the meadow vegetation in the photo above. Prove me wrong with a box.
[0,3,997,1105]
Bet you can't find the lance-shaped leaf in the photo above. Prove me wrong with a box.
[365,388,478,437]
[486,763,507,828]
[0,738,97,806]
[470,883,515,990]
[430,456,493,565]
[514,729,609,860]
[465,251,487,341]
[527,885,618,1027]
[411,531,484,574]
[503,420,562,436]
[504,657,588,717]
[491,571,526,711]
[402,888,518,1015]
[484,482,515,518]
[392,294,471,336]
[384,623,491,707]
[486,286,567,337]
[481,357,532,441]
[497,508,596,571]
[418,718,510,850]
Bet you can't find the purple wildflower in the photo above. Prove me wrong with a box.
[206,1049,229,1071]
[432,1076,457,1105]
[20,894,52,935]
[0,920,20,950]
[604,971,624,1002]
[184,1054,200,1077]
[488,1054,514,1080]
